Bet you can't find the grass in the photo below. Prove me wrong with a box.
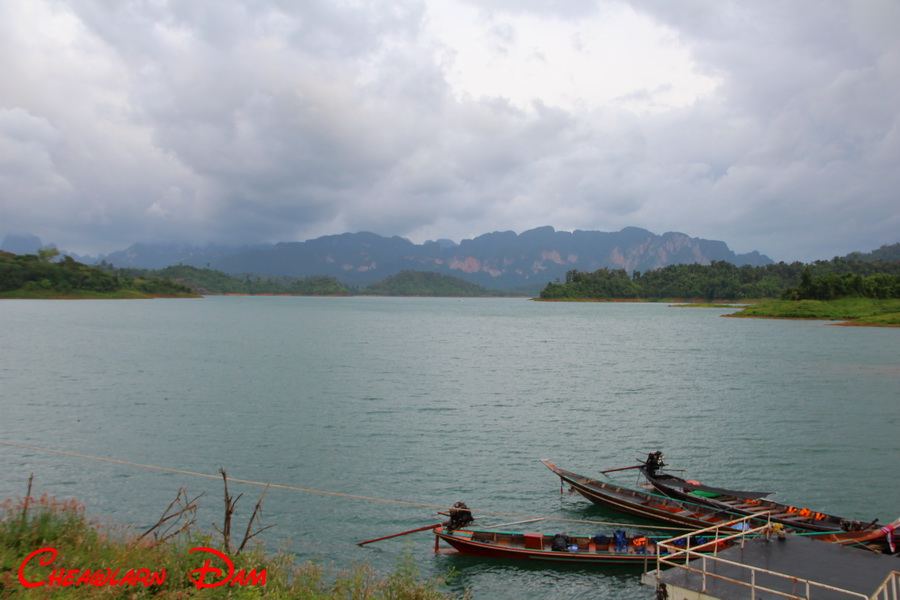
[669,303,748,308]
[0,492,468,599]
[726,298,900,326]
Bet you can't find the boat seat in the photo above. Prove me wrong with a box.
[779,516,812,524]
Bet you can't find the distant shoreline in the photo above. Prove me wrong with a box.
[0,292,201,300]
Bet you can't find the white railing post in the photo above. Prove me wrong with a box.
[701,556,707,592]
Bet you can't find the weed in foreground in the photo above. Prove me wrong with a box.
[0,489,468,599]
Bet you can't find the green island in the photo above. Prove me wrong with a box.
[1,484,467,599]
[0,250,200,300]
[537,244,900,326]
[725,298,900,326]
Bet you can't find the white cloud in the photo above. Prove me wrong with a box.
[425,1,719,113]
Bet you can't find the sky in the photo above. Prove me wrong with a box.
[1,0,898,263]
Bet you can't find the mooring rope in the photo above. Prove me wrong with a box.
[0,440,687,530]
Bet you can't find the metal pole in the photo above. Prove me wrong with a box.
[701,556,707,592]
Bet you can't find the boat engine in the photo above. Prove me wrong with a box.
[644,451,666,474]
[840,519,862,531]
[445,501,474,531]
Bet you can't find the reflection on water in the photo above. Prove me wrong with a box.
[441,557,641,600]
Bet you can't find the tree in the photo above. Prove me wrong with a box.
[37,248,60,263]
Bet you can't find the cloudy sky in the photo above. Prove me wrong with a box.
[1,0,898,262]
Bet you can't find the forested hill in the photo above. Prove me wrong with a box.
[0,254,514,298]
[146,265,351,296]
[111,265,518,297]
[0,250,198,298]
[845,243,900,263]
[364,270,522,296]
[540,252,900,301]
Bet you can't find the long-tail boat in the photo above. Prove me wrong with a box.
[433,525,730,565]
[638,451,772,501]
[542,460,898,553]
[636,451,887,537]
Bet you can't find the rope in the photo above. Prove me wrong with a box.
[0,440,686,531]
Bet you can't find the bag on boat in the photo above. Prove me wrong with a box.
[551,534,570,552]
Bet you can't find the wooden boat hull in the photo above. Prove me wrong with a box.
[434,527,689,565]
[542,460,897,552]
[543,459,740,529]
[640,468,872,534]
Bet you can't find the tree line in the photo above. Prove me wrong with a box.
[0,250,197,297]
[365,270,521,296]
[129,265,352,296]
[540,247,900,301]
[5,256,515,298]
[787,270,900,300]
[127,266,520,296]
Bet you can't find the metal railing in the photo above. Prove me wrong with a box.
[871,571,900,600]
[651,514,897,600]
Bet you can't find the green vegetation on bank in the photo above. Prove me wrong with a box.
[0,253,519,298]
[537,246,900,325]
[540,262,799,301]
[107,265,520,297]
[1,490,466,599]
[0,251,199,299]
[539,245,900,302]
[727,298,900,325]
[723,256,900,325]
[783,269,900,301]
[364,270,521,297]
[129,265,352,296]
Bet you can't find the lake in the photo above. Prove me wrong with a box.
[1,296,897,598]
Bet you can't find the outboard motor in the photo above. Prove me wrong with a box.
[644,451,666,475]
[445,501,474,531]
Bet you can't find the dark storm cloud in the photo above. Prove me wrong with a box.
[0,0,897,261]
[622,1,900,259]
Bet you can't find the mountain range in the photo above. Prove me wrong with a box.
[2,227,771,291]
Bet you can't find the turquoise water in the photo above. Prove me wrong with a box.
[1,297,898,598]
